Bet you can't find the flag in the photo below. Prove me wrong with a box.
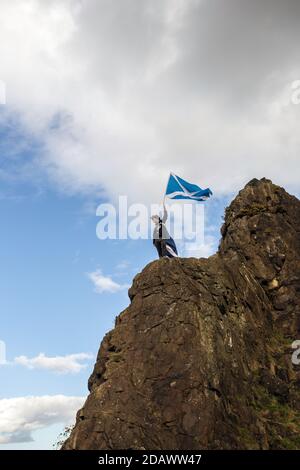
[165,173,212,201]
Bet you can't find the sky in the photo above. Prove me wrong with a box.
[0,0,299,449]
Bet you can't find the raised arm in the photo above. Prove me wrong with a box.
[162,202,168,223]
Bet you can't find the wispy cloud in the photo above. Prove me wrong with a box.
[0,395,85,444]
[87,269,130,294]
[115,260,130,271]
[14,353,93,374]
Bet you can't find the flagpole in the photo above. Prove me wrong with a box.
[163,172,171,207]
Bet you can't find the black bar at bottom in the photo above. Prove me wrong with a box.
[0,450,299,467]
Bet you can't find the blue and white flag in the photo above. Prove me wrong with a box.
[165,173,212,201]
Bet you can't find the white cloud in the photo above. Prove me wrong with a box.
[14,352,93,374]
[87,269,130,294]
[0,395,85,444]
[0,0,299,203]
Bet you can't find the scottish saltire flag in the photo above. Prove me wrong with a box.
[165,173,212,201]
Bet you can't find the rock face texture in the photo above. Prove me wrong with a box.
[64,178,300,450]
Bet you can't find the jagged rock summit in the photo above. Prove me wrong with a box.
[64,178,300,450]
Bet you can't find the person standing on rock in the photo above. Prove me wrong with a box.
[151,173,212,259]
[151,202,178,258]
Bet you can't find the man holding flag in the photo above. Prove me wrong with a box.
[151,173,212,259]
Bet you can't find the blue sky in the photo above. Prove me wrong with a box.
[0,0,300,450]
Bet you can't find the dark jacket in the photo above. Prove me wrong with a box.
[153,206,169,241]
[153,207,178,258]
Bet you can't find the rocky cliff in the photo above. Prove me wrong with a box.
[64,178,300,450]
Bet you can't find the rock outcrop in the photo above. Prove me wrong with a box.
[63,178,300,450]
